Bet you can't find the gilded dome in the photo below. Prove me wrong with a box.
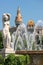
[27,20,35,27]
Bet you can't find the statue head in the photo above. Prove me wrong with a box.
[2,13,10,22]
[2,13,11,28]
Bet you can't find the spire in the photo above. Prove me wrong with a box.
[15,7,22,27]
[17,7,22,18]
[17,7,20,14]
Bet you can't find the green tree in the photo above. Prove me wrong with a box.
[0,32,4,49]
[0,55,4,65]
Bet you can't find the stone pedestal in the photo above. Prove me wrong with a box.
[0,48,15,57]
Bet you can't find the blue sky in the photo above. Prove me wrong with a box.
[0,0,43,30]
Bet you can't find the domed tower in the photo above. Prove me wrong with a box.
[15,7,22,27]
[27,20,35,33]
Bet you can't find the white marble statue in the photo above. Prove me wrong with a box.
[2,13,11,48]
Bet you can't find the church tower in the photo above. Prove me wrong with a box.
[15,7,22,27]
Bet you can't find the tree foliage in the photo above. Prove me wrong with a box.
[0,55,4,65]
[4,54,15,65]
[4,54,21,65]
[0,53,30,65]
[0,32,4,49]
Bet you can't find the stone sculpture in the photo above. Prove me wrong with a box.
[2,13,11,48]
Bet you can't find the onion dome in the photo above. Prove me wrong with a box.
[15,7,22,27]
[27,20,35,27]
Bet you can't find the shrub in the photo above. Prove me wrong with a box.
[0,55,4,65]
[15,56,21,65]
[25,55,30,65]
[4,54,30,65]
[17,55,30,65]
[5,54,21,65]
[4,54,15,65]
[18,55,26,65]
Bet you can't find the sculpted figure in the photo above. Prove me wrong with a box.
[2,13,11,48]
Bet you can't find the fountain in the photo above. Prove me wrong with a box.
[12,23,30,50]
[12,22,43,51]
[11,20,43,65]
[1,12,43,64]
